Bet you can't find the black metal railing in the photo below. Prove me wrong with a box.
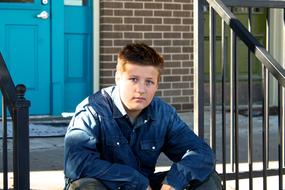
[194,0,285,190]
[0,52,30,190]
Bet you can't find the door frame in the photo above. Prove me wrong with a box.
[51,0,64,115]
[93,0,100,93]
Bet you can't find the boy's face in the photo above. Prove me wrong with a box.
[116,63,159,118]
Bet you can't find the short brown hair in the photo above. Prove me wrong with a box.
[117,43,164,76]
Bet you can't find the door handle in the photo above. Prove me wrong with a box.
[37,11,49,19]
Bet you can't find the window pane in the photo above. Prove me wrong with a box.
[64,0,86,6]
[0,0,33,2]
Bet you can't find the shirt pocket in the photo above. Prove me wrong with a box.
[139,139,163,167]
[105,136,136,165]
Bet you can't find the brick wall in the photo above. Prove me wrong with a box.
[100,0,194,112]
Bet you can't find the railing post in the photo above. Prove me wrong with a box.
[13,84,30,190]
[193,0,206,139]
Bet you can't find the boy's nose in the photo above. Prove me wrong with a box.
[137,83,146,94]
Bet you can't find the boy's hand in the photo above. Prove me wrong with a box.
[160,184,175,190]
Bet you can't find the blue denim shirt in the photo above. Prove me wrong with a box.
[64,86,215,190]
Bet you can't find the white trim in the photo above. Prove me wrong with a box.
[269,9,283,106]
[93,0,100,92]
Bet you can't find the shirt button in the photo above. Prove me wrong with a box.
[152,146,156,150]
[118,187,121,190]
[144,120,148,124]
[116,142,120,146]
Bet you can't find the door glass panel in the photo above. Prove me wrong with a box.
[64,0,86,6]
[0,0,33,2]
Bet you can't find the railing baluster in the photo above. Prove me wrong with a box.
[278,84,284,190]
[262,63,269,190]
[247,7,253,190]
[2,96,8,190]
[210,6,216,154]
[193,0,205,139]
[230,14,239,188]
[221,20,227,190]
[265,8,271,168]
[234,34,239,190]
[261,8,270,190]
[281,8,285,171]
[278,7,285,190]
[230,7,235,174]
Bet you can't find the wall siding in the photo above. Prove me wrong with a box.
[100,0,194,112]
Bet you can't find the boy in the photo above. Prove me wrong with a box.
[64,43,221,190]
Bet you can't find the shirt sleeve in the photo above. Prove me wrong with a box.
[162,110,215,190]
[64,107,149,190]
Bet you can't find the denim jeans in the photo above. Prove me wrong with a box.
[66,171,222,190]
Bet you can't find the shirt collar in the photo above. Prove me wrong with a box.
[109,86,127,118]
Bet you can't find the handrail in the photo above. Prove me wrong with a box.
[0,51,30,190]
[207,0,285,87]
[0,52,16,113]
[223,0,285,8]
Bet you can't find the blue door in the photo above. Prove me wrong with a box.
[0,0,51,114]
[63,0,92,112]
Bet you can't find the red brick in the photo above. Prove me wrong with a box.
[145,3,163,9]
[173,11,191,17]
[144,33,162,39]
[172,54,189,60]
[154,40,171,46]
[101,32,123,39]
[144,17,162,24]
[172,82,190,88]
[173,25,190,31]
[164,3,181,10]
[124,32,143,39]
[172,68,190,75]
[173,40,191,46]
[163,32,181,38]
[101,2,123,9]
[135,10,153,16]
[114,10,133,16]
[154,10,172,17]
[164,18,181,24]
[172,96,190,103]
[154,25,171,31]
[101,17,122,24]
[164,89,182,96]
[114,25,133,31]
[125,2,143,9]
[114,40,133,46]
[163,75,181,82]
[124,17,143,24]
[164,47,181,53]
[134,25,152,31]
[101,9,113,16]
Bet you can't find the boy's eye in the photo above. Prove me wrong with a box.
[130,78,138,82]
[146,80,154,86]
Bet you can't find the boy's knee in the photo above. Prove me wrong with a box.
[67,178,108,190]
[188,171,222,190]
